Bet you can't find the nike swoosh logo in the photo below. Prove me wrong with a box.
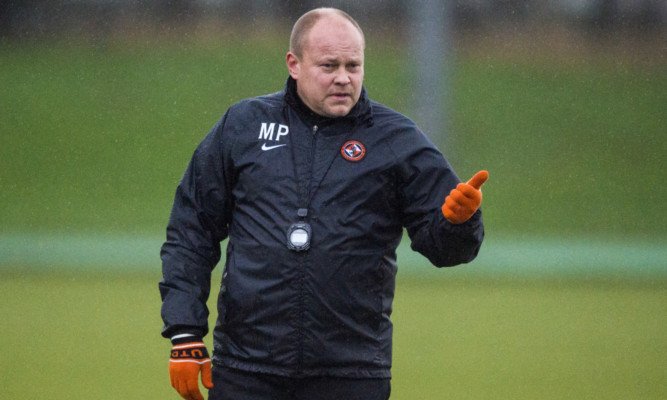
[261,143,287,151]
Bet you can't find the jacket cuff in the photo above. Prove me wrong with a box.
[170,333,204,345]
[442,208,483,232]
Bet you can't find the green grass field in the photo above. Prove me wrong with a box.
[1,269,664,399]
[1,34,665,399]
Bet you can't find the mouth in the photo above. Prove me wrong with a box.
[329,93,351,101]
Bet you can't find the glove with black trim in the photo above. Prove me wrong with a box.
[169,338,213,400]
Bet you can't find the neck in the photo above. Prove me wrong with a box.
[288,78,335,126]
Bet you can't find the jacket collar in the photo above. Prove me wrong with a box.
[284,76,373,127]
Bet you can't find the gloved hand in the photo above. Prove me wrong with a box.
[169,340,214,400]
[442,170,489,224]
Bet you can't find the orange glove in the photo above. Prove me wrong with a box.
[442,170,489,224]
[169,341,214,400]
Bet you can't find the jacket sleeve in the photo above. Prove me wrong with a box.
[159,115,233,339]
[395,129,485,268]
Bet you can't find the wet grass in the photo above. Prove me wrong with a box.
[1,268,664,399]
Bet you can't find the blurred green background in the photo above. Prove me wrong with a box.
[1,1,666,399]
[2,37,665,238]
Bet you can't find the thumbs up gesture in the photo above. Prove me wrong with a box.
[442,170,489,224]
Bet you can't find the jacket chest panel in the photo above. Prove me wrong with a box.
[232,139,296,209]
[312,145,401,221]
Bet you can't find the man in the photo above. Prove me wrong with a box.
[160,7,488,400]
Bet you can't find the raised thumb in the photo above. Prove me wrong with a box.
[467,170,489,190]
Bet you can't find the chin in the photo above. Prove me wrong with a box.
[325,105,352,118]
[327,111,350,118]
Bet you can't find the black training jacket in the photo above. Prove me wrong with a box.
[160,77,484,378]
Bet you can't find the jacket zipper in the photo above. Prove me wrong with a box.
[296,124,318,376]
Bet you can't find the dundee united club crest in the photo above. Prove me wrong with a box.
[341,140,366,162]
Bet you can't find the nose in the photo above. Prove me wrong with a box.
[333,67,351,85]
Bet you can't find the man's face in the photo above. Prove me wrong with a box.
[287,16,365,118]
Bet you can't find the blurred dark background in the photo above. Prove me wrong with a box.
[1,0,665,40]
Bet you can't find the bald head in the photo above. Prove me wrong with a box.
[285,8,365,118]
[289,8,365,59]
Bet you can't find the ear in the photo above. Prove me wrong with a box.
[286,51,300,80]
